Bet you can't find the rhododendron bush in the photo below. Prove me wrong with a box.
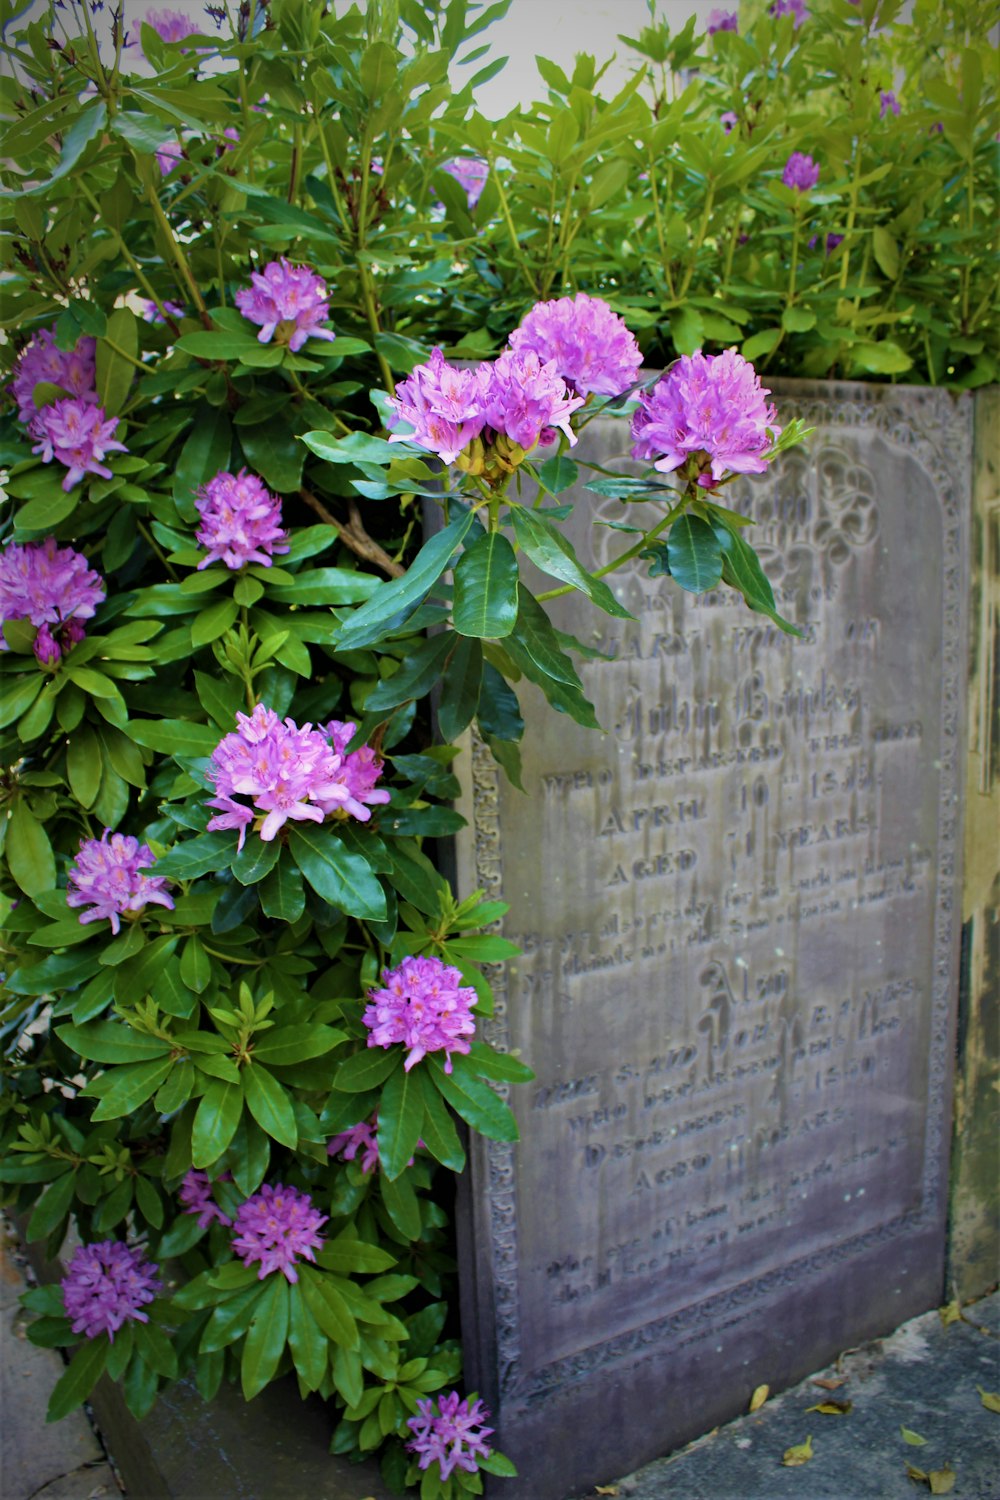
[1,0,988,1493]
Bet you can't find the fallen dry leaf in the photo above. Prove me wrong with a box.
[749,1383,769,1412]
[901,1426,928,1445]
[782,1435,814,1467]
[811,1376,846,1391]
[977,1386,1000,1414]
[929,1467,956,1495]
[938,1300,962,1328]
[908,1464,929,1481]
[595,1488,619,1497]
[805,1399,853,1415]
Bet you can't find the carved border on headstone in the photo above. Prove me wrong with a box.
[465,385,971,1409]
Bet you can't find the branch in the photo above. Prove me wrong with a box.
[300,488,405,579]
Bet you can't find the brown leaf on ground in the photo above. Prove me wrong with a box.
[977,1385,1000,1413]
[805,1399,853,1415]
[595,1488,619,1496]
[749,1383,769,1412]
[782,1436,814,1467]
[929,1467,956,1494]
[811,1376,847,1391]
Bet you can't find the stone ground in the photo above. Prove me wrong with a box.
[3,1214,998,1500]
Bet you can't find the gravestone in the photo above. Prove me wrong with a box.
[453,380,972,1500]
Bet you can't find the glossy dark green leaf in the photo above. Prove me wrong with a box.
[413,1068,466,1171]
[192,1079,244,1168]
[288,1284,327,1390]
[233,837,281,886]
[26,1170,77,1242]
[335,512,475,651]
[56,1022,170,1065]
[334,1049,401,1093]
[241,1274,289,1400]
[428,1056,519,1141]
[242,1064,298,1149]
[436,635,483,742]
[365,633,453,712]
[46,1336,109,1422]
[377,1064,425,1181]
[452,531,519,638]
[710,514,800,634]
[6,801,55,897]
[381,1167,422,1239]
[299,1266,359,1349]
[258,859,305,922]
[152,832,237,880]
[91,1056,174,1120]
[511,507,631,619]
[238,412,305,492]
[666,514,723,594]
[476,662,524,743]
[173,404,231,516]
[253,1024,345,1066]
[289,826,386,922]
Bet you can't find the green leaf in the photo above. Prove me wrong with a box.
[289,826,387,922]
[670,305,705,356]
[741,328,782,361]
[476,662,523,742]
[175,330,264,360]
[233,837,281,886]
[872,226,900,280]
[253,1024,345,1066]
[91,1056,175,1120]
[466,1040,535,1083]
[65,725,102,808]
[134,1321,178,1380]
[666,514,723,593]
[129,720,221,758]
[511,507,631,619]
[46,1336,109,1422]
[21,101,106,200]
[535,454,579,494]
[192,1079,244,1168]
[334,1049,401,1093]
[850,340,913,375]
[238,413,305,492]
[335,512,475,651]
[316,1238,396,1275]
[95,308,138,415]
[504,590,600,729]
[377,1064,425,1181]
[6,801,55,896]
[192,597,240,648]
[223,1114,271,1198]
[365,634,453,712]
[381,1168,422,1239]
[173,405,231,516]
[452,531,520,638]
[299,1266,359,1349]
[258,859,305,922]
[782,306,816,333]
[428,1056,519,1141]
[437,635,483,742]
[0,673,43,729]
[242,1064,298,1149]
[56,1022,171,1064]
[241,1274,289,1400]
[152,832,237,879]
[413,1068,465,1171]
[198,1284,264,1353]
[711,516,800,634]
[27,1170,77,1242]
[479,1450,518,1477]
[288,1285,328,1390]
[300,430,399,466]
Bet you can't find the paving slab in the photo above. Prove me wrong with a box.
[576,1293,1000,1500]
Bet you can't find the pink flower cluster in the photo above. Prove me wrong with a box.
[363,955,477,1074]
[206,705,390,850]
[880,90,901,118]
[9,326,95,425]
[0,538,105,665]
[179,1169,233,1228]
[32,397,128,491]
[388,346,583,466]
[66,831,175,934]
[156,139,183,177]
[142,298,186,324]
[630,349,781,486]
[235,258,337,352]
[782,151,820,191]
[770,0,808,23]
[231,1183,327,1283]
[407,1392,494,1481]
[508,292,643,398]
[195,468,289,571]
[144,7,195,42]
[441,157,489,209]
[706,8,738,33]
[61,1240,162,1342]
[327,1112,421,1174]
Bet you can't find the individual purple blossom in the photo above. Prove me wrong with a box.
[31,397,127,491]
[328,1118,381,1175]
[441,157,489,209]
[156,138,183,176]
[879,90,901,118]
[231,1184,326,1283]
[507,292,642,397]
[206,704,386,849]
[195,468,289,571]
[61,1241,162,1343]
[0,538,105,660]
[324,720,392,818]
[479,347,583,452]
[930,121,944,135]
[178,1169,233,1228]
[363,954,477,1074]
[9,326,96,425]
[67,830,175,934]
[809,232,844,255]
[721,110,739,133]
[630,349,781,485]
[407,1392,494,1482]
[782,151,820,191]
[144,7,195,42]
[142,298,185,324]
[388,346,487,463]
[706,8,738,33]
[770,0,807,23]
[234,258,336,352]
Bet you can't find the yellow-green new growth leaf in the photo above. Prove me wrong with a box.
[978,1386,1000,1414]
[938,1300,962,1328]
[901,1426,929,1445]
[805,1399,853,1415]
[749,1383,769,1412]
[782,1435,813,1466]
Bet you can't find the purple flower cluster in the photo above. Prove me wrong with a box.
[879,90,901,118]
[206,705,390,850]
[32,398,128,491]
[142,298,186,324]
[363,954,477,1074]
[234,258,337,352]
[782,151,820,191]
[195,468,289,571]
[61,1240,162,1342]
[630,349,781,486]
[441,157,489,209]
[721,110,739,133]
[9,326,95,425]
[326,720,393,818]
[67,831,175,934]
[144,7,195,42]
[770,0,808,23]
[809,231,844,255]
[508,293,642,398]
[231,1183,327,1282]
[388,346,583,468]
[407,1391,494,1481]
[156,139,183,177]
[706,8,738,33]
[327,1117,381,1175]
[0,538,105,665]
[179,1169,233,1228]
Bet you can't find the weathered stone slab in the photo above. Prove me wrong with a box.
[454,380,972,1500]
